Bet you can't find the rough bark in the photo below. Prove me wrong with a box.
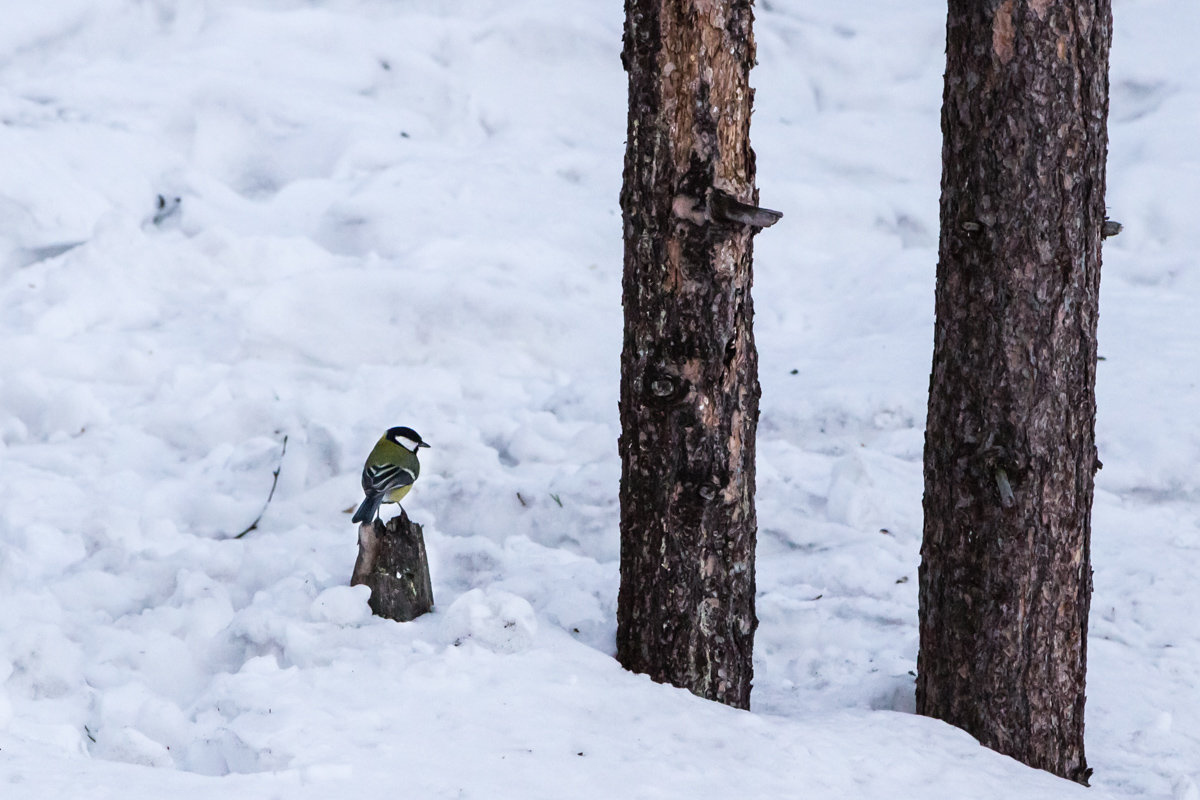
[352,511,434,622]
[616,0,764,709]
[918,0,1111,784]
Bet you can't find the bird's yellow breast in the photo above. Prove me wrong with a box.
[384,484,414,503]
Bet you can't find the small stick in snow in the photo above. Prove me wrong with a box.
[152,194,182,226]
[233,434,289,539]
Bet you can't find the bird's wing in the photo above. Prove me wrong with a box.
[362,462,416,496]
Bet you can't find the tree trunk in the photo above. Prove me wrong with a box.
[616,0,768,710]
[352,511,434,622]
[918,0,1111,784]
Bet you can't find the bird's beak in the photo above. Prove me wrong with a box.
[418,441,431,448]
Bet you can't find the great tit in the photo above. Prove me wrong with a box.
[351,426,431,524]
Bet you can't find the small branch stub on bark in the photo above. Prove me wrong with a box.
[709,188,782,229]
[351,510,434,622]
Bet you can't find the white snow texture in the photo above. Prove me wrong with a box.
[1,1,1197,798]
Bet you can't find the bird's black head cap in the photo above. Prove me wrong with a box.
[386,426,430,449]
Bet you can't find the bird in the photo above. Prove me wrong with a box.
[351,426,431,524]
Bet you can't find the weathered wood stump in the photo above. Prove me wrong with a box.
[351,510,434,621]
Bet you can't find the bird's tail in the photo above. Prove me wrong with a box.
[351,494,381,524]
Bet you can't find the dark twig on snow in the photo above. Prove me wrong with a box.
[234,434,289,539]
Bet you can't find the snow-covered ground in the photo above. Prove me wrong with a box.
[1,1,1197,797]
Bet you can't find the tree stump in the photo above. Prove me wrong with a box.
[351,510,434,622]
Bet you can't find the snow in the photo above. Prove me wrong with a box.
[0,0,1195,797]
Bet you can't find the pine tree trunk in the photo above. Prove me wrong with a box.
[918,0,1111,783]
[616,0,765,710]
